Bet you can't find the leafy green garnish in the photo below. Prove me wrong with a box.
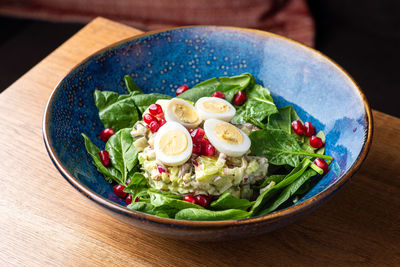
[175,208,250,221]
[231,84,278,124]
[81,133,123,184]
[94,90,139,131]
[256,169,317,216]
[178,73,255,102]
[249,128,333,167]
[124,75,143,94]
[210,193,253,211]
[131,93,171,115]
[105,128,138,184]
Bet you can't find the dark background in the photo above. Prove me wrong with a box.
[1,0,399,117]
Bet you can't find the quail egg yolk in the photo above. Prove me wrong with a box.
[159,129,188,156]
[214,123,244,145]
[173,103,199,123]
[201,100,230,113]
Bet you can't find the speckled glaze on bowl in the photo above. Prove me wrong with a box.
[43,26,372,241]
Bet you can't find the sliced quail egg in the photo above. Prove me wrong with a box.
[165,98,202,129]
[154,121,193,166]
[195,97,236,122]
[204,119,251,157]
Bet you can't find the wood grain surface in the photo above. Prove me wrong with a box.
[0,17,399,266]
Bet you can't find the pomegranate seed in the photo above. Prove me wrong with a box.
[314,158,329,174]
[99,128,115,141]
[310,136,324,148]
[99,150,110,167]
[291,120,304,135]
[189,129,194,134]
[135,197,139,202]
[190,128,205,144]
[233,91,247,106]
[176,84,189,96]
[194,194,211,207]
[200,138,211,147]
[126,194,133,205]
[304,121,316,137]
[183,194,196,204]
[148,121,160,133]
[192,143,202,155]
[158,117,167,127]
[143,113,157,125]
[113,184,127,198]
[149,104,163,116]
[202,144,215,156]
[212,91,225,99]
[157,164,169,174]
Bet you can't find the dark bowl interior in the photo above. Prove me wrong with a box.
[43,26,372,240]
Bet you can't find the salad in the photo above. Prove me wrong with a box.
[82,73,333,221]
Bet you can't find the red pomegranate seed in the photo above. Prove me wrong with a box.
[202,144,215,156]
[310,136,324,148]
[135,197,139,202]
[157,164,169,174]
[200,138,211,147]
[143,113,157,125]
[176,84,189,96]
[148,121,160,133]
[192,143,202,155]
[212,91,225,99]
[194,194,211,207]
[304,121,316,137]
[149,104,163,116]
[99,150,110,167]
[113,184,127,198]
[233,91,247,106]
[314,158,329,174]
[99,128,115,142]
[158,117,167,127]
[190,128,205,144]
[183,194,196,204]
[125,194,133,205]
[291,120,304,135]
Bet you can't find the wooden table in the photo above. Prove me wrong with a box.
[0,17,399,266]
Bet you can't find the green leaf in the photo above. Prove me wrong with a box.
[175,208,250,221]
[249,128,333,167]
[267,106,293,134]
[126,202,169,218]
[94,89,139,131]
[255,174,286,189]
[210,193,253,211]
[105,128,138,184]
[81,133,123,184]
[123,172,149,199]
[178,73,255,102]
[256,169,317,216]
[250,158,312,215]
[124,75,143,94]
[231,84,278,124]
[131,93,171,115]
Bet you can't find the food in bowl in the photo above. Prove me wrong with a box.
[81,73,333,221]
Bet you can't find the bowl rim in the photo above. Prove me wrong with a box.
[43,25,373,228]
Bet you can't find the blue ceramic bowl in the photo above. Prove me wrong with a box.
[43,26,372,241]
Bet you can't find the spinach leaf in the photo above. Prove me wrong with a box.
[124,75,143,95]
[147,190,202,218]
[127,202,169,218]
[210,193,253,211]
[250,158,311,215]
[105,128,138,184]
[249,128,333,167]
[147,188,182,199]
[81,133,123,184]
[255,174,286,189]
[94,90,139,131]
[178,73,255,102]
[267,106,293,134]
[131,93,171,115]
[256,169,317,216]
[175,208,250,221]
[231,84,278,124]
[123,172,149,198]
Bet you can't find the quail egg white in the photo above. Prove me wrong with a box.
[165,98,202,129]
[195,97,236,122]
[203,119,251,157]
